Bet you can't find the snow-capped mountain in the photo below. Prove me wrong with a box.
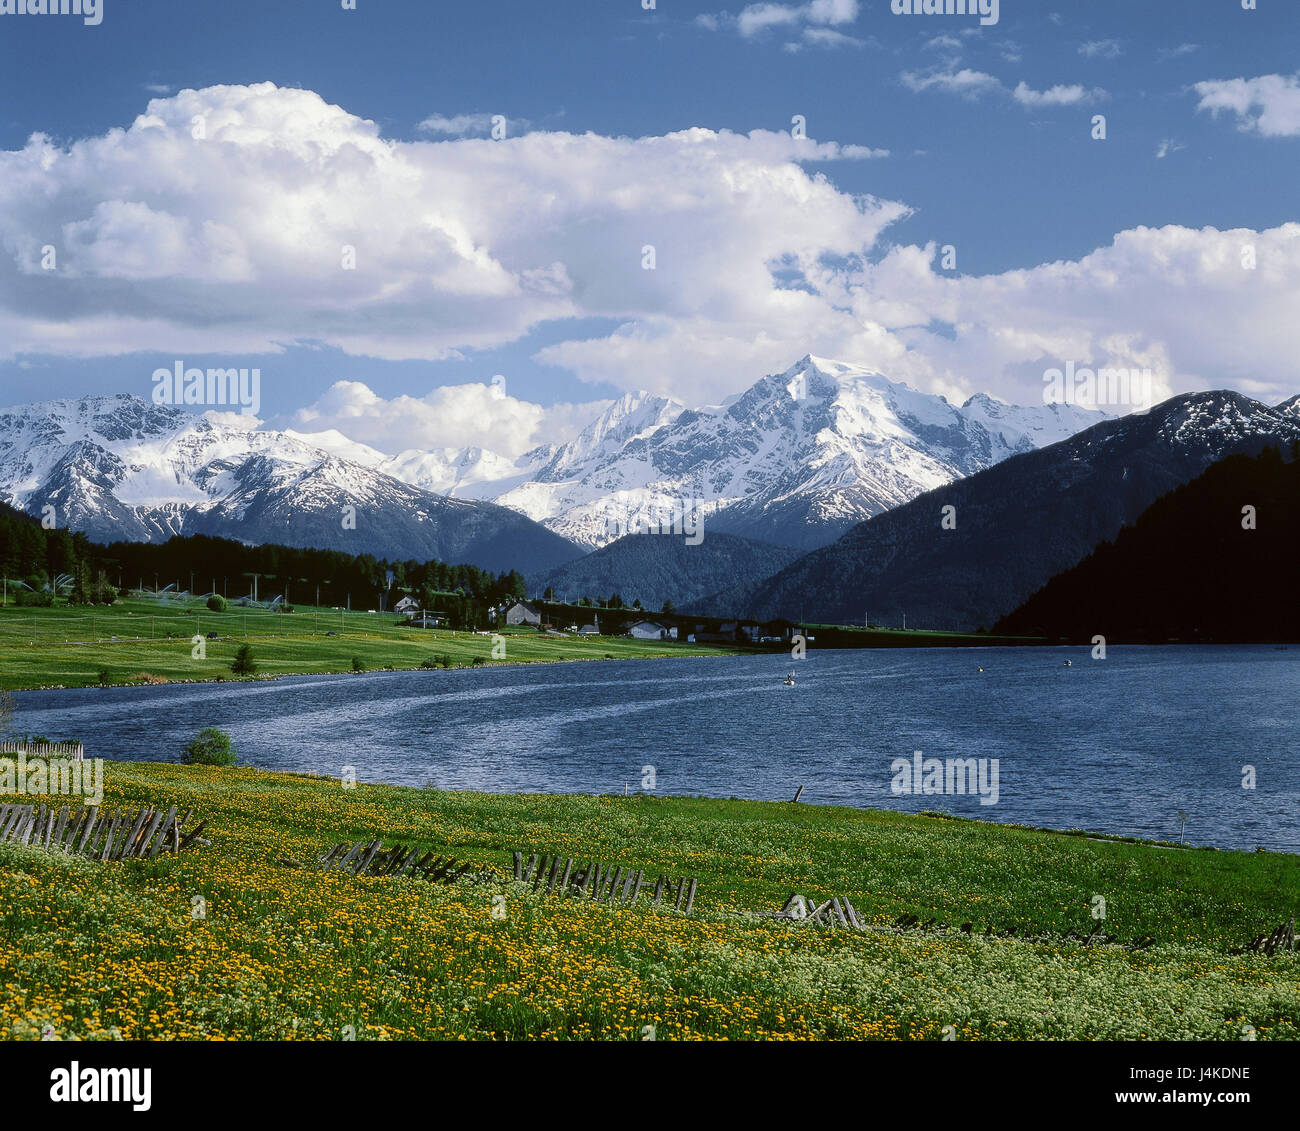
[0,395,582,573]
[0,357,1115,564]
[705,388,1300,630]
[468,357,1110,550]
[380,445,553,501]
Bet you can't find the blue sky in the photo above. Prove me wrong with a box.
[1,0,1297,456]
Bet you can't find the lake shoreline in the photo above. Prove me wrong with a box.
[7,645,743,694]
[11,645,1295,853]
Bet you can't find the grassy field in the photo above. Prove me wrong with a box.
[1,761,1295,1041]
[0,598,738,691]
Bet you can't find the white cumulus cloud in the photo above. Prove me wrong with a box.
[283,380,600,459]
[1194,73,1300,137]
[0,82,897,380]
[4,82,1299,417]
[1011,81,1106,107]
[699,0,859,39]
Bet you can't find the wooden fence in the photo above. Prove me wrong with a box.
[1241,916,1296,956]
[0,740,84,762]
[317,840,491,884]
[0,803,206,860]
[513,851,697,913]
[756,892,868,930]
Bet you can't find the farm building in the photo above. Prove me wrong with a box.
[505,600,542,626]
[627,620,669,640]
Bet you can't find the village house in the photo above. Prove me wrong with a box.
[505,600,542,626]
[626,620,668,640]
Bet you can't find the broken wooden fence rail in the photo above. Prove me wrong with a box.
[0,802,204,860]
[317,840,492,885]
[1241,915,1296,956]
[511,850,698,914]
[754,892,869,931]
[766,894,981,937]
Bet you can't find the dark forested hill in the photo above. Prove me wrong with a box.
[994,448,1299,642]
[527,531,802,610]
[696,391,1300,631]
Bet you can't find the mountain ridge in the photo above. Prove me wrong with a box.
[695,389,1300,630]
[0,395,583,573]
[474,355,1111,549]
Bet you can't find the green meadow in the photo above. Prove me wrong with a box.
[0,597,738,691]
[1,762,1295,1041]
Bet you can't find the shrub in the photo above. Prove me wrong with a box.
[96,668,110,686]
[230,643,257,676]
[16,589,53,607]
[440,655,453,668]
[471,656,486,666]
[351,657,364,672]
[419,657,438,669]
[181,727,237,767]
[207,594,228,612]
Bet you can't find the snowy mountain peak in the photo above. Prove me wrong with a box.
[488,356,1113,549]
[0,358,1119,558]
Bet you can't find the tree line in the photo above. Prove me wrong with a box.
[0,500,526,627]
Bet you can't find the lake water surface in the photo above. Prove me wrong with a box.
[12,645,1299,852]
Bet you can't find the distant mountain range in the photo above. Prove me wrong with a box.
[527,532,803,612]
[0,356,1107,574]
[0,396,582,574]
[995,447,1299,643]
[365,355,1110,550]
[695,391,1300,631]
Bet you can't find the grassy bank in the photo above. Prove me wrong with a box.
[803,623,1044,648]
[1,762,1295,1041]
[0,598,739,690]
